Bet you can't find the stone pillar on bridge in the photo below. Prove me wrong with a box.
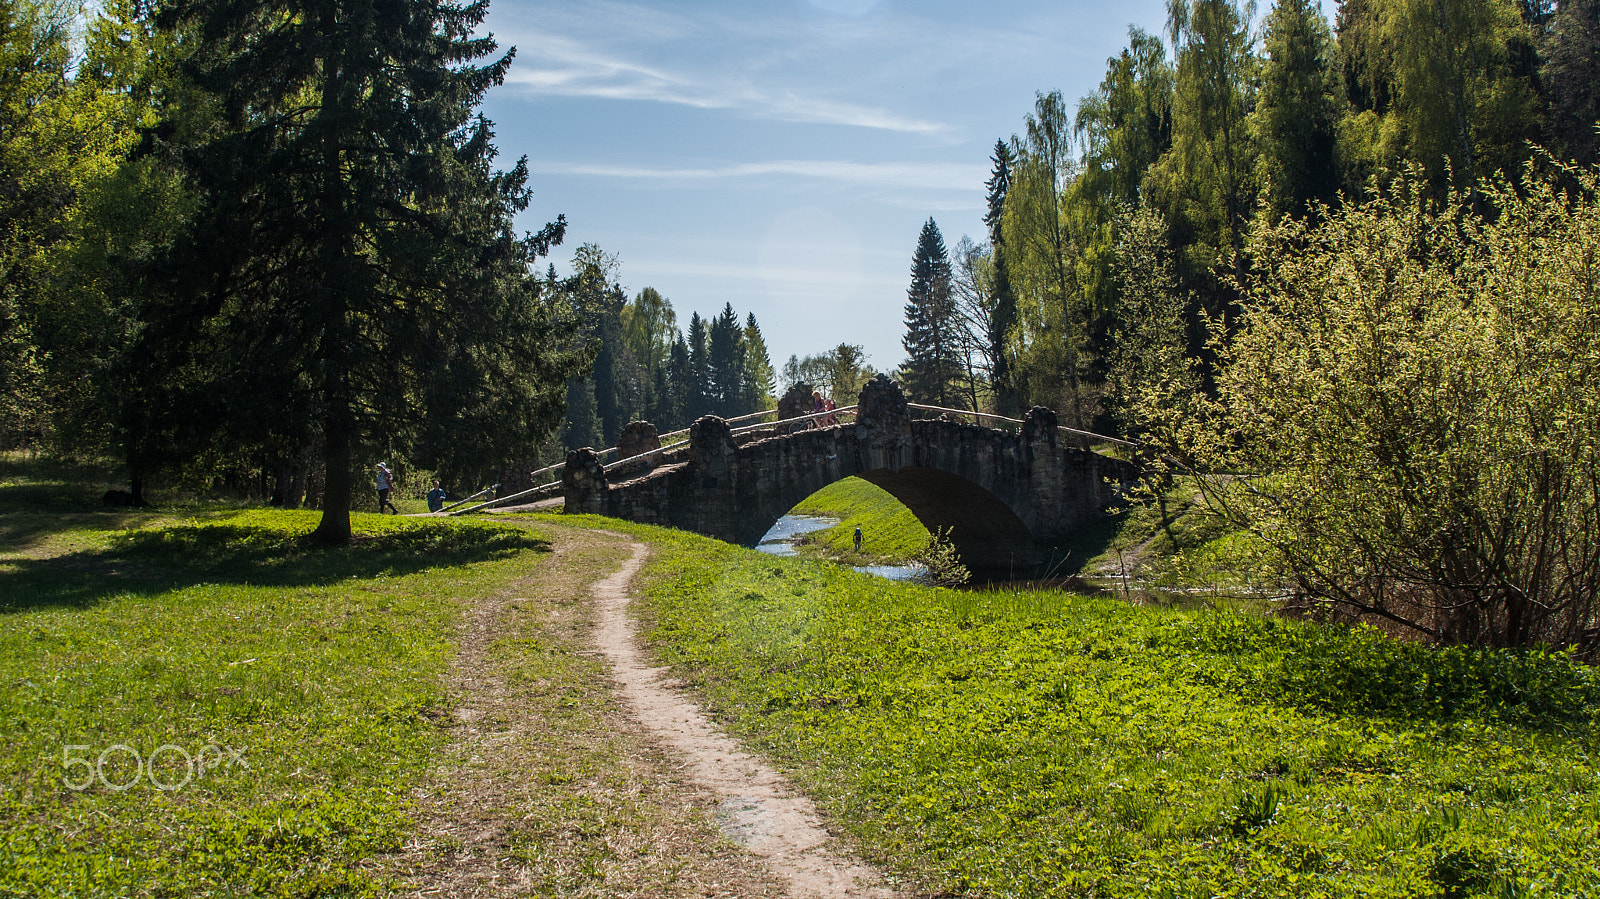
[562,447,608,513]
[854,374,913,472]
[616,421,660,460]
[777,384,816,432]
[687,414,736,486]
[1021,406,1065,532]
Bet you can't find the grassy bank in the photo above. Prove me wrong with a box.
[621,521,1600,898]
[1075,480,1276,601]
[0,502,548,897]
[787,477,929,564]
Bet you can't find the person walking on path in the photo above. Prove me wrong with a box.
[427,479,447,513]
[376,463,399,514]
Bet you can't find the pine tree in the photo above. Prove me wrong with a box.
[1542,0,1600,164]
[983,140,1021,416]
[145,0,583,542]
[706,302,745,417]
[1254,0,1341,219]
[741,312,776,412]
[685,312,710,420]
[901,218,961,407]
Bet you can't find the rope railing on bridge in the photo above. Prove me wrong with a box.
[590,406,783,464]
[447,401,1129,516]
[904,403,1140,450]
[436,483,499,514]
[447,405,863,516]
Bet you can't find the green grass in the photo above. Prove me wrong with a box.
[0,502,551,898]
[787,477,930,564]
[616,521,1600,898]
[1073,480,1277,602]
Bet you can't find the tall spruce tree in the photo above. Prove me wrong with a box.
[706,302,745,417]
[983,140,1021,416]
[685,312,710,420]
[1542,0,1600,164]
[901,218,961,407]
[662,335,691,429]
[146,0,582,542]
[1253,0,1341,220]
[741,312,776,412]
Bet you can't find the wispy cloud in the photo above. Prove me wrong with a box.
[528,159,986,192]
[503,34,728,108]
[500,31,951,136]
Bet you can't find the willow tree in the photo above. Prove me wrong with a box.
[1383,0,1543,193]
[1336,0,1543,196]
[145,0,581,542]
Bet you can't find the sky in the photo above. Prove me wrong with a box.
[479,0,1172,375]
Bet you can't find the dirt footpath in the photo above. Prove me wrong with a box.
[592,540,898,898]
[386,523,902,898]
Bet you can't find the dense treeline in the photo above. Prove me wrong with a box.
[0,0,779,508]
[900,0,1598,431]
[890,0,1600,650]
[549,244,776,454]
[0,0,592,540]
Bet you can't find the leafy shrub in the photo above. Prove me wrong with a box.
[1142,163,1600,650]
[914,526,971,587]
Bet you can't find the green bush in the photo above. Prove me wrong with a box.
[1142,163,1600,650]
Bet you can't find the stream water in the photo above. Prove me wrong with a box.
[755,514,928,582]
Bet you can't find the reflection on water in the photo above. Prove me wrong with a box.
[755,514,928,582]
[755,515,837,555]
[856,562,929,581]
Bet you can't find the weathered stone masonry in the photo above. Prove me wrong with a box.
[563,375,1137,573]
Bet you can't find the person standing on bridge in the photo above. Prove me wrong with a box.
[427,479,447,513]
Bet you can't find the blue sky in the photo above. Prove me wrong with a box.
[479,0,1171,375]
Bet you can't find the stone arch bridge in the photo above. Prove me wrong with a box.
[560,376,1140,575]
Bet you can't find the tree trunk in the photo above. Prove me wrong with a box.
[312,408,352,544]
[309,17,354,547]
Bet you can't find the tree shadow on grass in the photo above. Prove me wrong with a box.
[0,518,551,614]
[0,510,156,556]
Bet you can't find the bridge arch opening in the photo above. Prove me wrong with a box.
[854,467,1038,574]
[759,469,1039,575]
